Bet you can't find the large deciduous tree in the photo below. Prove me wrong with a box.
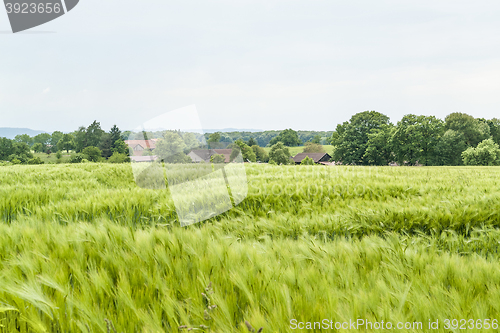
[269,142,293,165]
[14,134,33,146]
[462,138,500,166]
[333,111,391,165]
[110,125,122,148]
[82,146,102,162]
[269,129,301,147]
[50,131,64,151]
[86,121,105,148]
[302,142,325,153]
[251,145,269,162]
[57,134,75,153]
[99,133,113,158]
[155,132,191,163]
[435,130,467,165]
[363,124,395,166]
[33,133,52,148]
[392,115,444,166]
[73,127,87,153]
[0,138,13,160]
[445,113,490,147]
[234,139,256,162]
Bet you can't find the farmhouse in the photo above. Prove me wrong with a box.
[124,139,158,156]
[292,152,332,165]
[188,149,233,163]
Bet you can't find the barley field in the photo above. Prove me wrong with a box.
[1,164,500,332]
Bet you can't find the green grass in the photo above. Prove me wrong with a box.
[1,164,500,332]
[33,152,75,164]
[263,144,334,156]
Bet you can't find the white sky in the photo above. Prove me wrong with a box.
[1,0,500,132]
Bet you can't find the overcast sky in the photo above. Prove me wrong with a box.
[1,0,500,133]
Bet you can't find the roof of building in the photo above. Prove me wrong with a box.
[189,149,234,163]
[292,152,331,163]
[189,149,214,161]
[124,139,158,150]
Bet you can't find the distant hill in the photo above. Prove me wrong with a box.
[0,128,47,139]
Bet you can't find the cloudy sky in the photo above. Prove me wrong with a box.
[1,0,500,133]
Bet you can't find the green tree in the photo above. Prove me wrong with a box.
[300,156,315,165]
[99,133,113,158]
[14,134,33,146]
[333,111,391,165]
[329,131,339,145]
[33,133,51,149]
[269,129,301,147]
[57,134,75,153]
[485,118,500,145]
[12,142,33,162]
[234,139,256,162]
[392,115,444,166]
[210,154,226,163]
[445,113,490,147]
[110,125,122,149]
[50,131,64,152]
[155,132,191,163]
[247,137,258,147]
[462,139,500,166]
[311,135,321,144]
[81,146,102,162]
[0,138,13,160]
[108,152,130,163]
[207,132,222,149]
[302,142,325,153]
[435,130,467,166]
[251,145,269,162]
[269,142,293,165]
[32,142,44,153]
[364,124,394,165]
[86,121,105,148]
[73,127,87,153]
[112,139,129,155]
[182,132,200,151]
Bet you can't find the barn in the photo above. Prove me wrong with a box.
[292,153,332,165]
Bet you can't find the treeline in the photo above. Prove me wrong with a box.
[125,129,333,147]
[332,111,500,166]
[0,121,130,164]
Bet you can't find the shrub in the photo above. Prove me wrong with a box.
[300,156,315,165]
[81,146,102,162]
[462,139,500,166]
[27,157,44,165]
[70,154,84,164]
[210,154,226,164]
[108,152,131,164]
[302,142,325,153]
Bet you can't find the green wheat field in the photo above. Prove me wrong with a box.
[1,164,500,332]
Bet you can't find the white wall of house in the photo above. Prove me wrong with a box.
[188,151,205,163]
